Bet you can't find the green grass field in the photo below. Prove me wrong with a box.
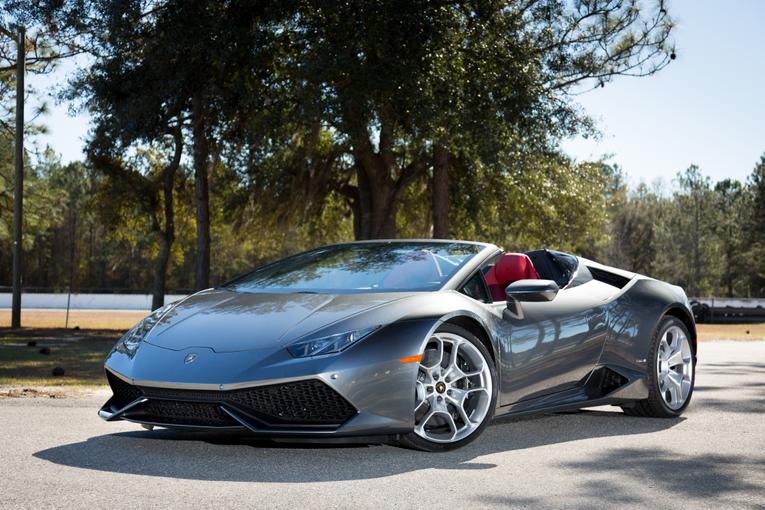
[0,321,763,392]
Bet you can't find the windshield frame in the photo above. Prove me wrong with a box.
[222,240,496,295]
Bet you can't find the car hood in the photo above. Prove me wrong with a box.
[143,288,414,353]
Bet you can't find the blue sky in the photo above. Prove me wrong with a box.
[562,0,765,188]
[27,0,765,189]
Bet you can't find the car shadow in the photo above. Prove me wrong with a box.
[33,410,683,483]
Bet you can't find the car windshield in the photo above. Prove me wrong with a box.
[225,242,484,293]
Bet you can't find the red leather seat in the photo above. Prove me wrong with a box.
[484,253,540,301]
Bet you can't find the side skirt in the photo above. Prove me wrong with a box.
[494,365,649,419]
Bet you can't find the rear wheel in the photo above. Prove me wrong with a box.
[622,316,695,417]
[399,324,497,452]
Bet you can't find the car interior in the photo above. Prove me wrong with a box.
[380,247,584,301]
[468,250,582,303]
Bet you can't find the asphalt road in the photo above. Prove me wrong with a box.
[1,341,764,510]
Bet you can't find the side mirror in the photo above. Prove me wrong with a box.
[505,279,559,303]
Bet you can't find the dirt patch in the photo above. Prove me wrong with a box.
[0,309,147,330]
[697,323,765,341]
[0,385,107,399]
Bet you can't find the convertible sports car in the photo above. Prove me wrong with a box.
[100,240,696,451]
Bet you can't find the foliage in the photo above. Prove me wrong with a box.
[5,0,764,300]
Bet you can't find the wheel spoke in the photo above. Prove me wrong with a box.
[659,337,670,360]
[445,389,471,425]
[666,370,683,397]
[414,409,437,435]
[447,337,462,370]
[424,337,444,369]
[445,366,467,384]
[442,412,459,440]
[666,349,684,369]
[414,395,430,413]
[668,383,681,407]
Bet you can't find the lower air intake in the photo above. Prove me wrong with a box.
[106,374,357,429]
[126,400,239,427]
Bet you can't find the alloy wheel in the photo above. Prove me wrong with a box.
[656,324,693,410]
[414,332,493,443]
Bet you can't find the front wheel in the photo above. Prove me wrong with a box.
[398,324,497,452]
[622,316,695,418]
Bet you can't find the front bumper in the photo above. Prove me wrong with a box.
[100,319,438,437]
[100,369,364,434]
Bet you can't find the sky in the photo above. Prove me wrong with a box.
[26,0,765,190]
[561,0,765,188]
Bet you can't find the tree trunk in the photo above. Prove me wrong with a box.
[432,138,449,238]
[354,161,399,239]
[192,95,211,290]
[341,107,424,240]
[151,128,182,310]
[692,195,702,296]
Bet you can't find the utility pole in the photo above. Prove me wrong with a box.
[11,26,25,329]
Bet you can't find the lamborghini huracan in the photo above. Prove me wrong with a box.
[100,240,696,451]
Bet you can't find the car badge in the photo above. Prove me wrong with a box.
[184,353,198,364]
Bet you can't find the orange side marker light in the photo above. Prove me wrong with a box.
[399,354,423,363]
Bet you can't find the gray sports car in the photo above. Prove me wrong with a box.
[100,240,696,451]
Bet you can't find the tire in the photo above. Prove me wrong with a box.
[622,316,695,418]
[398,323,498,452]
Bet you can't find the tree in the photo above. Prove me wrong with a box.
[60,0,190,307]
[672,165,716,296]
[607,182,664,276]
[1,11,64,327]
[714,179,746,297]
[27,0,292,290]
[747,155,765,295]
[291,0,675,239]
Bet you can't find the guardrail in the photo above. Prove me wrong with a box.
[690,298,765,323]
[0,292,188,311]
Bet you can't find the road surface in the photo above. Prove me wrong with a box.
[1,341,764,509]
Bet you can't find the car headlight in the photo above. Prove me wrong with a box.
[114,303,174,356]
[287,326,379,358]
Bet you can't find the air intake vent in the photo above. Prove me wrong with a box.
[585,366,629,398]
[106,371,143,408]
[126,400,240,427]
[106,376,358,429]
[587,266,632,289]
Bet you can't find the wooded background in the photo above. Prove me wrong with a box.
[1,1,764,307]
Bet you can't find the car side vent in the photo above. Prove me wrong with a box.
[587,266,632,289]
[584,366,629,399]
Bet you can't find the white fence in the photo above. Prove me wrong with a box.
[0,293,188,311]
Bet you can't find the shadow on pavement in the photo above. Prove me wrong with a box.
[474,448,765,508]
[33,411,682,482]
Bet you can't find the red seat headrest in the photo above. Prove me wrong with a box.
[494,253,540,284]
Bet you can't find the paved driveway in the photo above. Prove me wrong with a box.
[1,341,764,509]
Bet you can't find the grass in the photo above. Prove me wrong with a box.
[0,320,763,392]
[0,329,121,387]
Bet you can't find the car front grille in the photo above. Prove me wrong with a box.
[106,373,357,429]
